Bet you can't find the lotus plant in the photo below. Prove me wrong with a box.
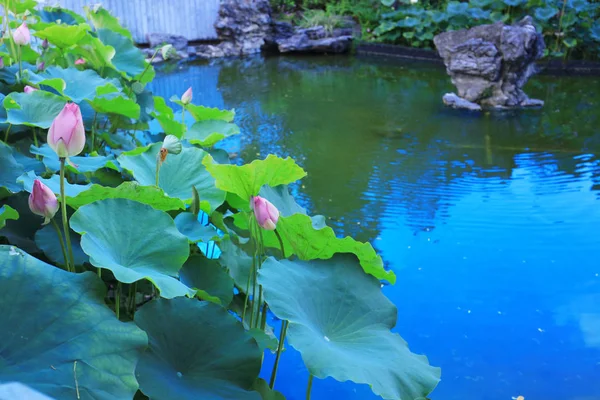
[47,103,86,273]
[180,87,192,126]
[13,22,30,80]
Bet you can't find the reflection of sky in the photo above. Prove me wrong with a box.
[153,56,600,400]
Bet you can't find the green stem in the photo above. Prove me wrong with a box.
[97,267,101,277]
[3,123,11,143]
[115,282,121,319]
[129,282,138,317]
[306,375,314,400]
[555,0,568,53]
[182,107,186,128]
[255,286,263,329]
[260,302,268,331]
[90,112,97,152]
[155,158,161,186]
[269,320,288,389]
[50,218,69,271]
[32,128,38,148]
[59,158,76,273]
[137,48,159,84]
[274,229,285,258]
[17,44,21,82]
[241,260,253,326]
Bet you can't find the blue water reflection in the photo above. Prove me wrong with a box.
[153,55,600,400]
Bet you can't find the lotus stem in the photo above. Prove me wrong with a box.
[555,0,568,54]
[90,112,97,152]
[97,267,101,277]
[32,128,38,149]
[17,45,21,82]
[3,123,11,142]
[50,218,69,271]
[274,229,285,258]
[59,158,76,273]
[241,260,253,326]
[129,282,138,317]
[260,302,268,331]
[73,361,80,399]
[255,286,263,329]
[182,107,185,127]
[137,47,159,85]
[269,319,288,389]
[155,158,161,186]
[306,375,314,400]
[115,282,121,319]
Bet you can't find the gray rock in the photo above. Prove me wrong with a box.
[442,93,482,111]
[277,29,353,54]
[147,33,188,51]
[434,16,544,109]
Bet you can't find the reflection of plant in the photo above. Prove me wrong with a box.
[374,0,600,59]
[0,1,440,399]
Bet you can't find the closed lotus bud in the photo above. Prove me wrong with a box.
[0,58,4,69]
[161,44,175,60]
[47,103,86,158]
[74,58,86,65]
[24,85,38,94]
[252,196,280,231]
[13,22,31,46]
[37,61,45,71]
[181,87,193,105]
[28,179,59,225]
[42,38,49,49]
[162,134,182,155]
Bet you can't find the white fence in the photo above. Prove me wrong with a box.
[50,0,220,43]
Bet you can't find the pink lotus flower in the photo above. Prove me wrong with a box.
[28,179,59,225]
[252,196,280,230]
[13,22,30,46]
[24,85,38,94]
[47,103,86,158]
[74,58,85,65]
[181,87,193,105]
[42,38,49,49]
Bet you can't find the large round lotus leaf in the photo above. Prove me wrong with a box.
[118,143,225,212]
[18,170,92,200]
[35,217,88,266]
[174,212,219,243]
[135,298,262,400]
[186,120,240,147]
[3,91,66,128]
[70,198,194,299]
[0,142,26,193]
[203,154,306,201]
[29,145,119,174]
[97,29,146,78]
[0,245,148,399]
[258,256,441,400]
[179,254,234,305]
[26,66,122,103]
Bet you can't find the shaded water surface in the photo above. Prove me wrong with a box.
[153,55,600,400]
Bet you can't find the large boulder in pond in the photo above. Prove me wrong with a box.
[434,16,545,110]
[275,26,353,54]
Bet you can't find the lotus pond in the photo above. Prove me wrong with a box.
[151,56,600,400]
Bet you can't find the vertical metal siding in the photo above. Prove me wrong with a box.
[50,0,220,43]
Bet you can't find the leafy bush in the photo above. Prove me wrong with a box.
[0,1,440,399]
[298,9,347,33]
[374,0,600,59]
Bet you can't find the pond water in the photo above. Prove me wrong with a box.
[152,55,600,400]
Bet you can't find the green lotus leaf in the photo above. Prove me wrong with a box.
[150,96,186,138]
[535,6,559,21]
[203,155,306,201]
[37,6,84,26]
[253,379,286,400]
[259,256,441,400]
[87,92,141,119]
[135,298,262,400]
[259,184,306,216]
[70,198,194,299]
[69,182,186,211]
[234,212,395,284]
[35,24,89,48]
[187,104,234,122]
[0,245,148,399]
[30,144,119,173]
[218,237,253,291]
[18,170,92,199]
[97,28,146,78]
[0,205,18,229]
[187,120,240,147]
[179,254,234,305]
[8,0,37,14]
[0,382,54,400]
[71,34,116,71]
[85,6,132,39]
[34,217,88,266]
[3,91,66,128]
[0,193,43,253]
[0,143,25,193]
[26,66,122,103]
[175,212,219,243]
[118,143,225,212]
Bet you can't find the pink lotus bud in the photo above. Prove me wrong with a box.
[47,103,86,158]
[181,87,193,105]
[74,58,85,65]
[42,38,49,49]
[13,22,30,46]
[24,85,38,94]
[37,61,45,71]
[0,58,5,69]
[28,179,59,225]
[252,196,279,230]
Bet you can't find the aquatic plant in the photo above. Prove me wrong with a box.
[0,1,439,399]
